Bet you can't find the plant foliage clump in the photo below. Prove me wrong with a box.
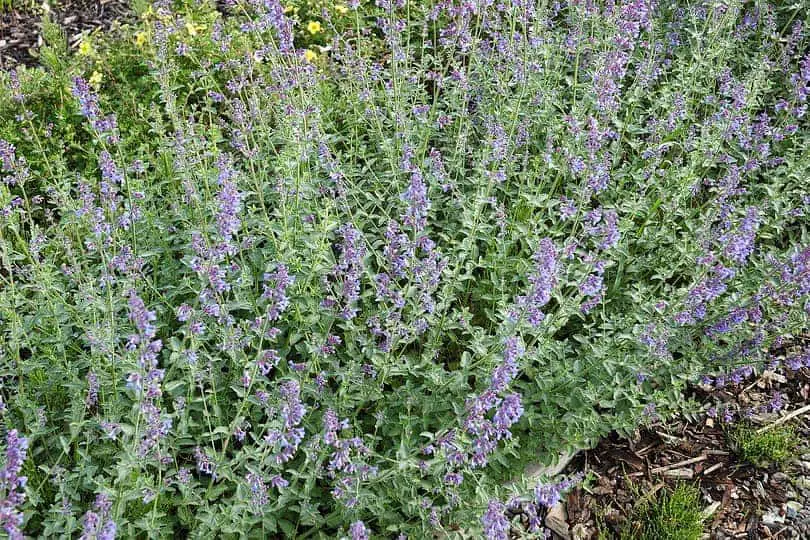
[728,423,800,468]
[0,0,809,538]
[622,483,705,540]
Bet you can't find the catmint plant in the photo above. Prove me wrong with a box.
[0,0,808,538]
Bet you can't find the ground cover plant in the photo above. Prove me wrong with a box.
[0,0,809,537]
[727,421,800,468]
[619,483,705,540]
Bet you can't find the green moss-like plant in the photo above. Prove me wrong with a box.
[727,423,799,468]
[621,483,705,540]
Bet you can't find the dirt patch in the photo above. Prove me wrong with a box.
[561,350,810,539]
[0,0,132,69]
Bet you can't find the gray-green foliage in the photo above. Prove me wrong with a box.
[0,0,809,538]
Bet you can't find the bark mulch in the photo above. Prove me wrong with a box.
[1,0,132,69]
[560,353,810,539]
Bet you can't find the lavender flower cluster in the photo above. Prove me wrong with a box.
[0,0,808,538]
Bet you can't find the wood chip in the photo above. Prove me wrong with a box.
[757,403,810,434]
[762,370,788,384]
[650,454,707,474]
[702,501,722,520]
[703,462,724,475]
[663,468,694,479]
[545,503,570,540]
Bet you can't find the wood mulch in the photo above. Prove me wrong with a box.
[561,344,810,539]
[0,0,132,69]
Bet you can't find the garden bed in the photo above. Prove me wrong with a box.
[1,1,809,539]
[559,352,810,539]
[0,0,131,68]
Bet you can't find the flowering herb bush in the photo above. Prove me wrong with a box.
[0,0,809,537]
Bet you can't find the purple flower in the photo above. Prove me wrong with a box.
[721,206,759,265]
[246,472,269,509]
[443,472,464,486]
[127,290,156,340]
[194,446,216,478]
[481,500,509,540]
[512,238,558,326]
[400,146,431,231]
[349,520,370,540]
[579,274,603,297]
[72,77,99,118]
[100,421,122,440]
[535,474,582,509]
[325,224,366,320]
[491,336,524,392]
[189,321,205,336]
[175,468,192,486]
[79,493,116,540]
[71,77,118,141]
[587,161,611,193]
[214,154,243,250]
[269,475,288,490]
[597,210,620,250]
[0,430,28,540]
[263,381,307,466]
[99,151,123,186]
[263,264,296,320]
[85,371,99,408]
[534,483,561,508]
[257,349,280,376]
[640,324,670,359]
[767,392,785,413]
[559,196,577,220]
[323,409,346,445]
[493,393,523,433]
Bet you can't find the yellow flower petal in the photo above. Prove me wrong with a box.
[78,40,93,56]
[185,21,198,37]
[303,49,318,62]
[135,32,148,47]
[89,71,103,87]
[335,4,348,14]
[306,21,322,35]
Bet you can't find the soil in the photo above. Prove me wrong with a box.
[0,0,132,69]
[561,341,810,539]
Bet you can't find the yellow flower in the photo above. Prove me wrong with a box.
[303,49,318,62]
[135,31,148,48]
[141,5,154,19]
[78,40,94,57]
[185,20,199,37]
[306,20,322,35]
[335,4,348,14]
[283,4,294,13]
[88,71,103,88]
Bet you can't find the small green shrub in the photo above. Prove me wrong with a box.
[727,423,799,468]
[622,484,705,540]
